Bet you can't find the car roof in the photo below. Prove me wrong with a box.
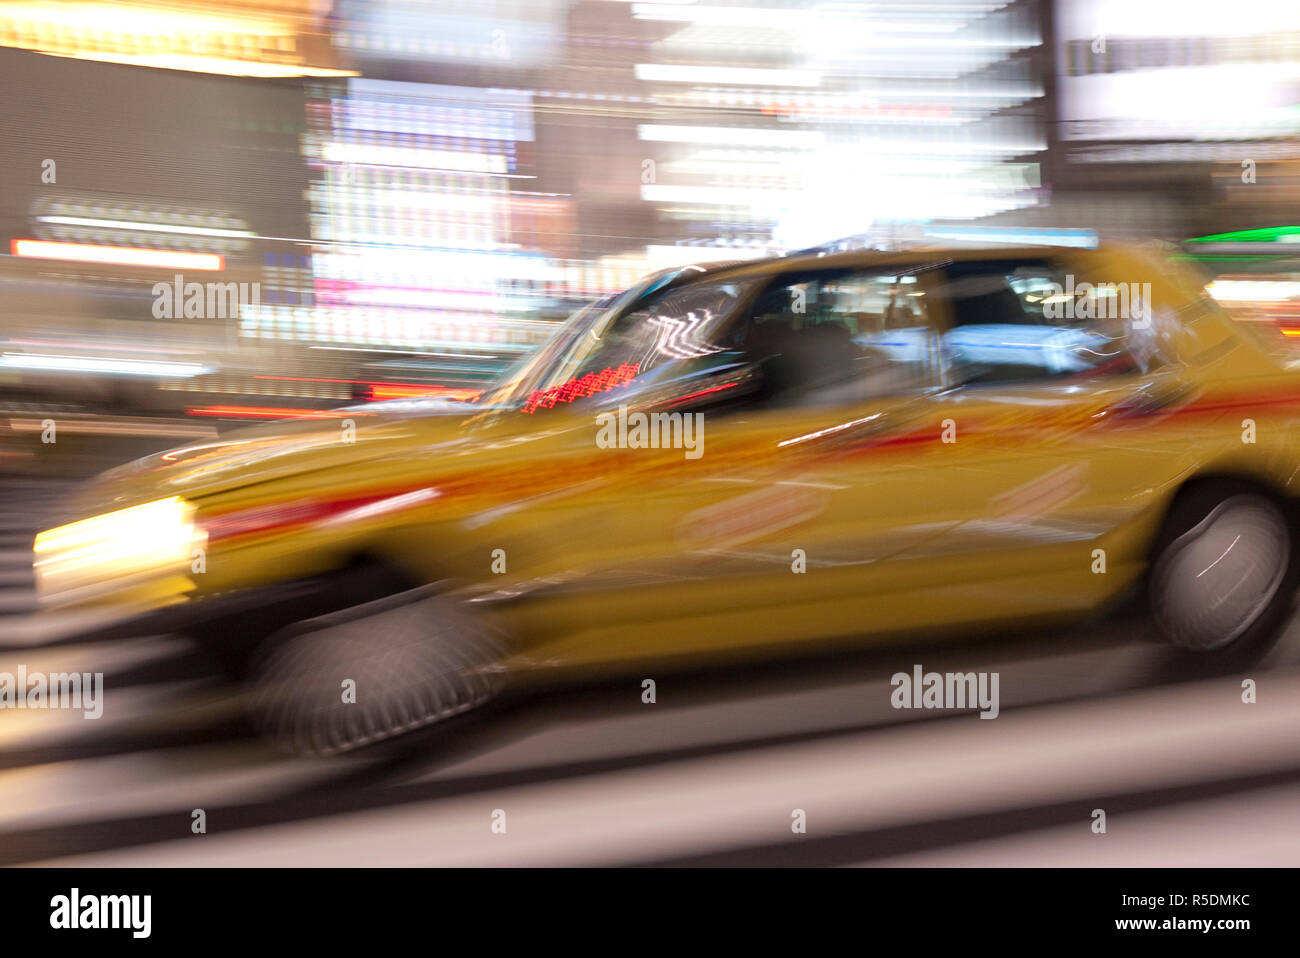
[663,245,1106,289]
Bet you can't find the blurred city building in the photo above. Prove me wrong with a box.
[1,0,1299,419]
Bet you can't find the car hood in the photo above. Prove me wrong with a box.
[62,401,489,519]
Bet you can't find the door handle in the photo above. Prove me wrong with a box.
[1099,380,1198,425]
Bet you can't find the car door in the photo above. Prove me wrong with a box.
[492,260,995,666]
[676,262,968,633]
[905,251,1206,623]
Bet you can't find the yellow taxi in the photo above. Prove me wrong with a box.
[34,244,1300,753]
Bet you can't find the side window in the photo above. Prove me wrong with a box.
[738,268,944,409]
[938,259,1162,386]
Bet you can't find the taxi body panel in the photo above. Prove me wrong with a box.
[35,244,1300,677]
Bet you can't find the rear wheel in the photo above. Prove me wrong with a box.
[1149,484,1297,665]
[248,589,508,756]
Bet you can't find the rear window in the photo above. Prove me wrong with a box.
[936,259,1168,385]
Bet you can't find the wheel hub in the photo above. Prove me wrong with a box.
[1153,495,1290,651]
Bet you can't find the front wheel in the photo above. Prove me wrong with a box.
[247,589,508,756]
[1149,486,1297,665]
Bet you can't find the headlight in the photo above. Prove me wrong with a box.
[34,496,207,603]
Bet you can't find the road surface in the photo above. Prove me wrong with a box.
[2,475,1299,866]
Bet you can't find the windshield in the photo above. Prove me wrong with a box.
[474,268,684,409]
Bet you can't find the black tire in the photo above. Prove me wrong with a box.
[1148,482,1298,668]
[248,589,508,756]
[190,564,417,679]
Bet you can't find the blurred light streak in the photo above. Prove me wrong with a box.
[322,488,441,527]
[307,346,513,361]
[0,1,294,35]
[40,53,356,78]
[0,354,210,377]
[368,384,481,401]
[320,144,511,175]
[1190,227,1300,244]
[922,226,1099,248]
[7,418,217,438]
[1206,280,1300,303]
[633,65,822,86]
[10,241,223,271]
[184,406,347,420]
[249,375,479,402]
[36,217,255,239]
[631,3,807,25]
[6,340,203,355]
[637,125,824,148]
[0,1,354,77]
